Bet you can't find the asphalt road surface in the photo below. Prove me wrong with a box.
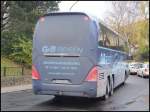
[1,75,149,111]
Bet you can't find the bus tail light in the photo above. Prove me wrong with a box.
[85,66,98,82]
[32,65,41,80]
[84,16,89,21]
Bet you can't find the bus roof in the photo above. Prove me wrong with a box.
[43,12,90,18]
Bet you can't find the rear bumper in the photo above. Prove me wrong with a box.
[130,69,138,74]
[143,73,149,77]
[32,80,97,98]
[138,72,149,77]
[143,72,149,75]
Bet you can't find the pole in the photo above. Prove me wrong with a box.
[22,67,24,76]
[69,1,78,11]
[4,67,6,77]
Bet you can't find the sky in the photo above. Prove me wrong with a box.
[58,1,113,21]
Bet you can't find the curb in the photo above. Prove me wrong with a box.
[1,84,32,93]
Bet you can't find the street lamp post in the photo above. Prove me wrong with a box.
[69,1,79,11]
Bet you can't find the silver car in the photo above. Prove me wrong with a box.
[129,62,143,75]
[137,63,149,78]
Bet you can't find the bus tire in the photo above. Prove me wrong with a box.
[102,79,109,100]
[123,72,127,85]
[109,77,114,96]
[53,95,63,102]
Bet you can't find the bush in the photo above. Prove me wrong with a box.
[9,34,32,67]
[1,32,32,68]
[1,32,17,56]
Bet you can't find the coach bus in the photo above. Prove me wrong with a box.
[32,12,129,100]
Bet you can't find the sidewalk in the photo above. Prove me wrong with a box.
[1,84,32,93]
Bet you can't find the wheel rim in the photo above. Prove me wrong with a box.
[105,88,109,99]
[124,75,126,82]
[110,80,114,95]
[105,82,109,99]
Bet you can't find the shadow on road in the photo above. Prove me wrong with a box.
[35,96,104,110]
[2,75,149,111]
[30,83,128,111]
[28,76,149,111]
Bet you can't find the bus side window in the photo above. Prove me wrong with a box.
[118,37,126,51]
[98,30,103,46]
[98,30,110,47]
[98,23,127,51]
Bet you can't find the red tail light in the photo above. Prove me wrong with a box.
[85,66,98,81]
[32,65,41,80]
[84,16,89,21]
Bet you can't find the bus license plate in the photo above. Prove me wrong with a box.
[52,80,70,84]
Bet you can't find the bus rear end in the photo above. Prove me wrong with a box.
[32,12,99,98]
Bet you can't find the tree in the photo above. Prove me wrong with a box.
[105,1,140,40]
[1,1,60,67]
[7,1,60,38]
[106,1,149,60]
[138,1,149,20]
[1,1,11,31]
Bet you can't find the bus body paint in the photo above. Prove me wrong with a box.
[32,12,128,98]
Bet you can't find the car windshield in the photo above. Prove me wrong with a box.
[144,64,149,68]
[138,64,143,68]
[133,64,142,68]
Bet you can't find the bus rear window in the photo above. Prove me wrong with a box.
[34,15,91,44]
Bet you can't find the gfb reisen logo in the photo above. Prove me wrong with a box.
[42,45,83,54]
[42,45,56,53]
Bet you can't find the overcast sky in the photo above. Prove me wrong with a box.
[59,1,113,21]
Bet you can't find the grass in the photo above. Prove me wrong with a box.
[1,57,20,67]
[1,57,31,87]
[1,57,31,77]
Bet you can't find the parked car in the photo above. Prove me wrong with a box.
[137,63,149,78]
[129,62,143,75]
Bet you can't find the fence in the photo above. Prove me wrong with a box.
[1,67,30,77]
[1,67,32,87]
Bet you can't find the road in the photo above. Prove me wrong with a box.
[1,75,149,111]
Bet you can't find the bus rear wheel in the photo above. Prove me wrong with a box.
[53,95,64,102]
[123,72,127,85]
[102,79,109,100]
[109,78,114,96]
